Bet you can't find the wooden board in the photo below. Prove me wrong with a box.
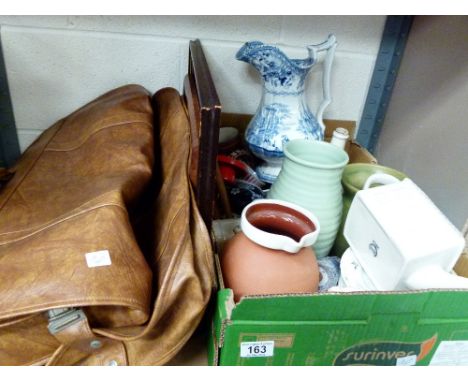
[183,39,222,231]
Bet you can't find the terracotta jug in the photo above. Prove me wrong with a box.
[220,199,321,302]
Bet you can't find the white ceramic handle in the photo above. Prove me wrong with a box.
[363,173,401,190]
[308,34,337,135]
[405,266,468,290]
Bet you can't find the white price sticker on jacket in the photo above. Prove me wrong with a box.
[85,250,112,268]
[240,341,274,358]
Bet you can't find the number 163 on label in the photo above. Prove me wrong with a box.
[240,341,275,358]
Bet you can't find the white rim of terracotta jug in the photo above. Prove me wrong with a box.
[240,199,321,254]
[284,139,349,169]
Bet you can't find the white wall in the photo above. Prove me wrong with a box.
[0,16,386,152]
[376,16,468,229]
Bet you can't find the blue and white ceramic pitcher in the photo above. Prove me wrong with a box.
[236,35,337,183]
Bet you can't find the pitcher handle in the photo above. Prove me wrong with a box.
[363,173,401,190]
[308,34,337,135]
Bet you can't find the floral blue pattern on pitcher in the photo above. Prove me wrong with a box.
[236,35,337,184]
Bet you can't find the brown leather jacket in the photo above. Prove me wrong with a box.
[0,85,215,365]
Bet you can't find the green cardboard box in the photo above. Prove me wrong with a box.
[207,114,468,366]
[207,221,468,366]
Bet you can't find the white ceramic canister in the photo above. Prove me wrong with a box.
[344,174,467,290]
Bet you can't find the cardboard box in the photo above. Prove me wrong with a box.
[208,117,468,366]
[220,113,376,166]
[208,219,468,366]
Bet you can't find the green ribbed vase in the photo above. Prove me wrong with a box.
[268,140,349,258]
